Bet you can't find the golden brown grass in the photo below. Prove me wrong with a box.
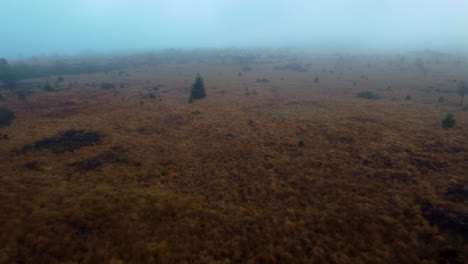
[0,60,467,263]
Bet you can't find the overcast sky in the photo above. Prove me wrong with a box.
[1,0,468,58]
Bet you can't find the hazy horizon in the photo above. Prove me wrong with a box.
[1,0,468,58]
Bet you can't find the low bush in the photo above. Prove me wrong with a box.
[100,82,115,90]
[256,78,269,83]
[43,82,56,92]
[441,114,455,129]
[0,107,15,127]
[356,91,379,99]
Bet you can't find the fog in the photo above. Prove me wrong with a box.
[1,0,468,57]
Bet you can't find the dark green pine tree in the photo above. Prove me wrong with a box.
[188,74,206,103]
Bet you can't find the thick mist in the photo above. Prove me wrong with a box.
[1,0,468,58]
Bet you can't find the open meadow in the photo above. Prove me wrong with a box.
[0,51,467,263]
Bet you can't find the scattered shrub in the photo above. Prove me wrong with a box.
[441,114,456,129]
[356,91,379,99]
[405,95,412,101]
[15,91,28,100]
[57,75,64,82]
[0,94,5,102]
[314,76,319,83]
[23,161,42,171]
[421,204,467,238]
[463,105,468,111]
[42,82,56,92]
[242,66,252,71]
[274,63,307,72]
[100,82,115,89]
[244,84,257,96]
[188,74,206,103]
[145,93,156,99]
[256,78,269,83]
[298,140,305,147]
[0,106,15,127]
[438,96,445,103]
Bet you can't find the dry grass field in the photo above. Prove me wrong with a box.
[0,53,467,263]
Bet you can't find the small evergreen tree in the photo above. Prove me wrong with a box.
[458,81,467,106]
[188,74,206,103]
[441,113,456,129]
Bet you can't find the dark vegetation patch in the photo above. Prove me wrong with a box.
[15,90,32,100]
[144,93,157,99]
[244,86,257,96]
[356,90,380,99]
[445,184,468,202]
[325,134,355,144]
[42,82,57,92]
[0,107,15,128]
[441,114,456,129]
[100,82,115,90]
[274,63,308,72]
[242,66,252,71]
[410,155,448,173]
[421,204,468,241]
[256,78,269,83]
[68,147,135,172]
[152,84,164,91]
[361,153,399,169]
[20,130,102,153]
[0,133,8,140]
[23,161,42,171]
[297,140,305,147]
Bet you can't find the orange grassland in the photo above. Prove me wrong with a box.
[0,59,467,263]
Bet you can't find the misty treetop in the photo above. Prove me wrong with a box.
[0,58,18,88]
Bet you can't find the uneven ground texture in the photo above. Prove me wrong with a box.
[0,58,467,263]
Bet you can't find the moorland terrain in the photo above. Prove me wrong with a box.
[0,50,467,263]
